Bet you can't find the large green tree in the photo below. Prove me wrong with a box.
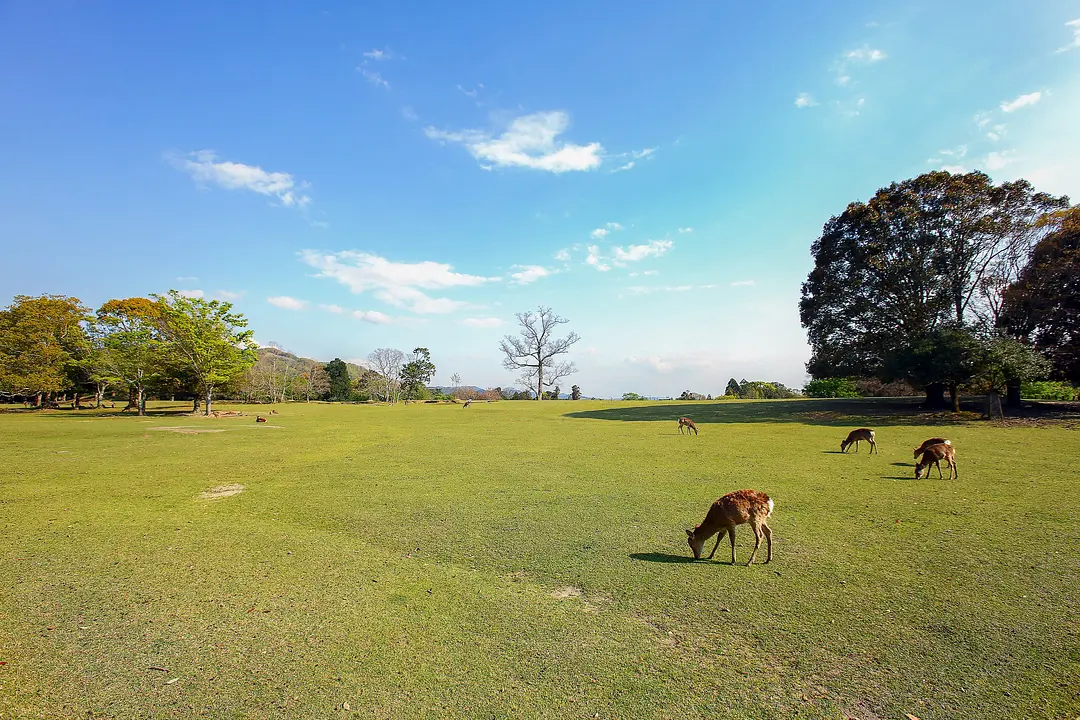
[400,348,436,403]
[800,171,1067,407]
[1000,207,1080,383]
[153,290,257,415]
[323,358,351,400]
[95,297,166,416]
[0,295,89,405]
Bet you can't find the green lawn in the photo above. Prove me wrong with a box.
[2,399,1078,719]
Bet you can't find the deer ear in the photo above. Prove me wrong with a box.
[685,528,694,537]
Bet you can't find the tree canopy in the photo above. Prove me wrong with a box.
[0,295,89,402]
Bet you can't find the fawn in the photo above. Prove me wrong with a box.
[841,428,877,454]
[915,443,957,479]
[913,437,950,459]
[686,489,774,565]
[677,417,698,435]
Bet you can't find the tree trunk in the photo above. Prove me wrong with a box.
[949,383,960,412]
[984,391,1003,419]
[192,397,200,413]
[95,385,104,408]
[35,391,43,408]
[1005,380,1022,410]
[536,368,543,401]
[204,388,213,416]
[137,387,146,416]
[923,383,947,409]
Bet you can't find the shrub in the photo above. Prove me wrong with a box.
[1020,381,1078,401]
[854,378,919,397]
[804,378,859,398]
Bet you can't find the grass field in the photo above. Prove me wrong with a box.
[2,399,1078,719]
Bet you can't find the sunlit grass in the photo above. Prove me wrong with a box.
[2,399,1077,719]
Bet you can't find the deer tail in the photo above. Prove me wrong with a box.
[767,498,774,517]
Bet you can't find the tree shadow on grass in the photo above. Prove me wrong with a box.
[565,397,988,427]
[629,552,697,564]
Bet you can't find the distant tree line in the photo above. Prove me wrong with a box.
[800,171,1078,413]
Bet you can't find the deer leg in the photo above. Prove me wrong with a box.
[693,426,698,436]
[708,526,725,561]
[729,525,738,564]
[950,460,958,479]
[936,460,943,479]
[871,440,877,454]
[747,523,763,566]
[762,523,773,564]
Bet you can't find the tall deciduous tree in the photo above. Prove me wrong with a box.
[153,290,257,415]
[499,306,580,400]
[95,297,166,416]
[367,348,405,403]
[400,348,436,403]
[800,171,1067,407]
[300,360,331,401]
[1001,207,1080,383]
[0,295,89,405]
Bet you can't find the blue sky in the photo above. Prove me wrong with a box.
[2,2,1079,398]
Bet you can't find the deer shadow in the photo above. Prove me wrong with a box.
[891,462,913,467]
[628,552,697,564]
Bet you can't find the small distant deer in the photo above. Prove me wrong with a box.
[255,416,266,423]
[677,417,698,435]
[686,489,774,565]
[915,442,957,479]
[913,437,950,459]
[840,428,877,454]
[462,399,472,409]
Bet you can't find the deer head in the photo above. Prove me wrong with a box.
[686,527,705,559]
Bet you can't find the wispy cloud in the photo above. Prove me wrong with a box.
[300,250,495,314]
[794,92,818,108]
[177,289,204,299]
[509,265,552,284]
[363,48,394,61]
[554,248,572,262]
[613,239,672,263]
[319,304,345,314]
[1057,18,1080,52]
[358,66,390,89]
[611,147,657,173]
[730,280,755,287]
[170,150,311,208]
[678,227,693,234]
[462,317,504,328]
[834,45,887,86]
[267,295,307,310]
[215,290,244,301]
[590,221,623,240]
[425,111,603,173]
[353,310,392,324]
[984,150,1018,172]
[585,245,611,272]
[1000,91,1042,113]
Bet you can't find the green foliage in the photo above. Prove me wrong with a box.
[152,290,257,414]
[0,294,90,400]
[1020,380,1078,400]
[732,379,801,399]
[94,297,167,414]
[571,384,581,400]
[621,392,645,401]
[400,348,436,402]
[804,378,859,398]
[724,378,740,396]
[324,358,351,400]
[973,335,1051,394]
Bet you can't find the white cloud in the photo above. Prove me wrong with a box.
[940,164,969,174]
[358,66,390,89]
[509,265,551,284]
[300,250,494,314]
[585,245,611,272]
[730,280,755,287]
[590,228,610,240]
[363,48,392,60]
[177,289,204,299]
[1057,18,1080,52]
[611,147,656,173]
[216,290,243,301]
[845,46,887,62]
[984,150,1018,172]
[554,248,571,262]
[643,270,659,276]
[461,317,504,328]
[319,304,345,314]
[267,295,307,310]
[1000,91,1042,113]
[794,93,818,108]
[425,111,603,173]
[353,310,392,324]
[974,111,993,129]
[170,150,311,208]
[613,239,673,263]
[678,227,693,234]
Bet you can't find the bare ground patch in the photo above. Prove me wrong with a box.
[199,484,245,499]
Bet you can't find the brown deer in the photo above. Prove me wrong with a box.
[255,416,266,423]
[840,428,877,454]
[913,437,950,459]
[915,443,957,479]
[462,399,472,409]
[677,417,698,435]
[686,489,774,565]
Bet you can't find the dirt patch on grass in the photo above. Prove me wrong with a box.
[551,586,583,600]
[152,426,226,434]
[199,484,245,499]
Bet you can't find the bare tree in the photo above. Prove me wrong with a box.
[499,306,580,400]
[300,360,330,401]
[367,347,405,403]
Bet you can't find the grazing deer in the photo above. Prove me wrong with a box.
[462,399,472,409]
[915,443,957,479]
[840,428,877,454]
[686,489,774,565]
[913,437,950,459]
[255,416,266,423]
[677,417,698,435]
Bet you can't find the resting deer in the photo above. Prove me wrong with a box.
[686,489,774,565]
[913,437,950,459]
[915,443,957,479]
[255,416,266,423]
[840,428,877,454]
[677,417,698,435]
